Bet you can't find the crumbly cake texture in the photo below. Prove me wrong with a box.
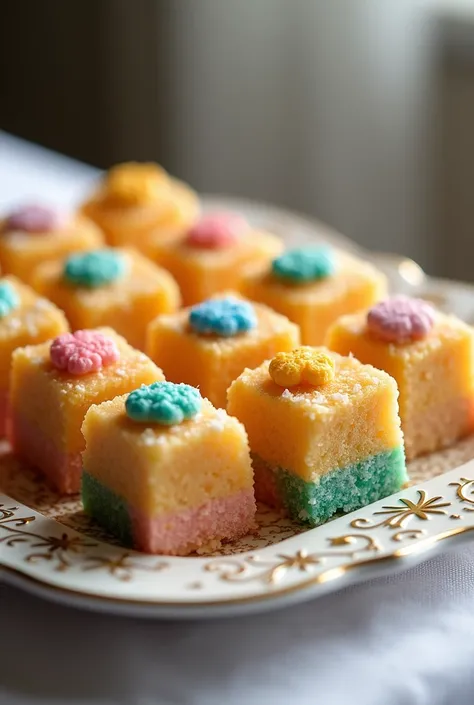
[9,328,164,494]
[81,390,256,555]
[80,162,199,251]
[0,275,69,436]
[227,348,407,525]
[240,248,386,346]
[146,296,300,408]
[326,305,474,460]
[148,215,283,306]
[31,247,180,351]
[0,213,104,284]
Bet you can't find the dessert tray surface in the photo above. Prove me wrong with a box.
[2,196,474,619]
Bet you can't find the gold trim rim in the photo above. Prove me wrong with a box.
[2,524,473,612]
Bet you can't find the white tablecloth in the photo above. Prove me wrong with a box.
[1,132,474,705]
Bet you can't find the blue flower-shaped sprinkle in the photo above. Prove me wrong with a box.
[272,246,335,284]
[64,249,127,289]
[125,381,202,426]
[189,297,257,337]
[0,281,19,318]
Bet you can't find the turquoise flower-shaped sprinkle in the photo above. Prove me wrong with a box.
[125,381,202,426]
[64,249,127,289]
[0,281,19,318]
[189,297,257,337]
[272,246,335,283]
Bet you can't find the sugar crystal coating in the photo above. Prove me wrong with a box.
[367,296,435,344]
[50,330,120,375]
[186,212,247,249]
[269,348,335,388]
[64,249,127,288]
[0,281,19,318]
[126,381,202,425]
[189,297,257,337]
[272,246,335,283]
[4,204,65,233]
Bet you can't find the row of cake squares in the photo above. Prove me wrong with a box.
[0,267,473,554]
[0,161,386,349]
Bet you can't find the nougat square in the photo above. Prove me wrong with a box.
[80,162,199,250]
[147,295,300,408]
[241,246,386,345]
[81,382,256,555]
[31,248,180,350]
[0,204,104,284]
[9,328,164,494]
[326,296,474,459]
[227,347,407,525]
[148,212,283,305]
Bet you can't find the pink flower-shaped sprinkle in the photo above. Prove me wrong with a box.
[186,212,247,249]
[367,296,435,344]
[4,204,65,233]
[50,330,120,375]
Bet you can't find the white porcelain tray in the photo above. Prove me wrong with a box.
[2,197,474,619]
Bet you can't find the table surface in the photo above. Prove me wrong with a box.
[1,131,474,705]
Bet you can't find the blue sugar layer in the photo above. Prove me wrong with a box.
[82,471,134,547]
[273,447,407,525]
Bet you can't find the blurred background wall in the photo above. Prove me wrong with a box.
[1,0,473,280]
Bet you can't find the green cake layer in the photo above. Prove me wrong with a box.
[260,447,407,525]
[82,471,134,547]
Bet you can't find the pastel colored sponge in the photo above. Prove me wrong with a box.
[0,275,69,436]
[81,387,256,555]
[147,212,283,306]
[326,299,474,459]
[0,207,104,284]
[32,247,180,351]
[241,247,387,346]
[147,295,300,408]
[227,348,407,525]
[9,328,164,494]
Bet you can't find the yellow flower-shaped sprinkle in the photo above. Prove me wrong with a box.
[269,348,335,388]
[105,162,168,205]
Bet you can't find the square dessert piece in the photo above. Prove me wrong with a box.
[147,295,300,408]
[10,328,164,494]
[241,245,386,346]
[148,212,283,305]
[326,296,474,459]
[0,204,104,284]
[81,162,199,250]
[0,275,69,436]
[31,247,180,350]
[81,382,256,555]
[227,347,407,525]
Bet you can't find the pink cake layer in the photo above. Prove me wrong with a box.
[130,489,257,555]
[9,411,81,494]
[0,388,10,438]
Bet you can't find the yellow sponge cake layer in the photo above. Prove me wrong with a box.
[82,395,252,514]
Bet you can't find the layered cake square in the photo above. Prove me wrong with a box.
[9,328,164,493]
[31,248,180,350]
[0,275,69,435]
[326,296,474,459]
[0,204,104,283]
[241,245,386,345]
[147,295,300,408]
[149,212,283,305]
[81,162,199,250]
[82,382,256,555]
[227,347,407,524]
